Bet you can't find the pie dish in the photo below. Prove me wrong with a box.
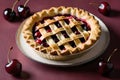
[22,6,101,60]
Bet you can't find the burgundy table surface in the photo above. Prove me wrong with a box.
[0,0,120,80]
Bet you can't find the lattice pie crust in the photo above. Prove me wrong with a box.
[22,6,101,60]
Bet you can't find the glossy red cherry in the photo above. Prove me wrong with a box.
[74,31,80,34]
[5,47,22,76]
[64,19,70,24]
[71,27,80,34]
[81,24,90,31]
[5,59,22,76]
[55,21,62,28]
[51,35,59,43]
[34,31,41,38]
[45,26,52,32]
[41,40,49,47]
[17,0,30,18]
[59,45,66,50]
[3,8,16,22]
[61,31,69,38]
[69,41,76,48]
[3,0,19,22]
[98,48,118,76]
[98,59,113,76]
[98,2,111,16]
[46,29,52,32]
[36,39,42,44]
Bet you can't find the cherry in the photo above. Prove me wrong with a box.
[3,0,19,22]
[98,60,113,76]
[46,29,52,32]
[42,40,49,47]
[45,26,52,32]
[55,21,62,28]
[36,39,42,44]
[74,31,80,34]
[59,45,66,50]
[17,0,30,18]
[34,31,41,38]
[64,19,70,24]
[79,37,85,43]
[98,48,118,76]
[61,31,69,38]
[98,2,111,16]
[5,47,22,76]
[69,41,76,48]
[51,35,59,43]
[81,24,90,31]
[5,59,22,76]
[71,26,80,34]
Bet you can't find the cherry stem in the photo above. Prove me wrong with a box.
[89,2,99,7]
[107,48,118,62]
[12,0,20,12]
[7,46,13,63]
[24,0,29,7]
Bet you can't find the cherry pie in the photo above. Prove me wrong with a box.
[22,6,101,60]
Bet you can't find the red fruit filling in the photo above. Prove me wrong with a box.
[45,26,52,32]
[59,45,66,50]
[79,37,85,43]
[32,14,91,47]
[34,31,41,38]
[55,21,62,28]
[51,35,59,43]
[61,31,69,38]
[36,39,42,44]
[41,40,49,47]
[71,26,80,34]
[69,41,76,48]
[64,19,70,24]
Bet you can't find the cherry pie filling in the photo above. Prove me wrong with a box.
[32,14,91,52]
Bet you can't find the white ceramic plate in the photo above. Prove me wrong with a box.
[16,15,110,67]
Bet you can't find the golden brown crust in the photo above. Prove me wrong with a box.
[22,6,101,60]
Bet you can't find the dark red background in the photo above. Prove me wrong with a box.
[0,0,120,80]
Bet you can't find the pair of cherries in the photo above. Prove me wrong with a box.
[3,0,30,22]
